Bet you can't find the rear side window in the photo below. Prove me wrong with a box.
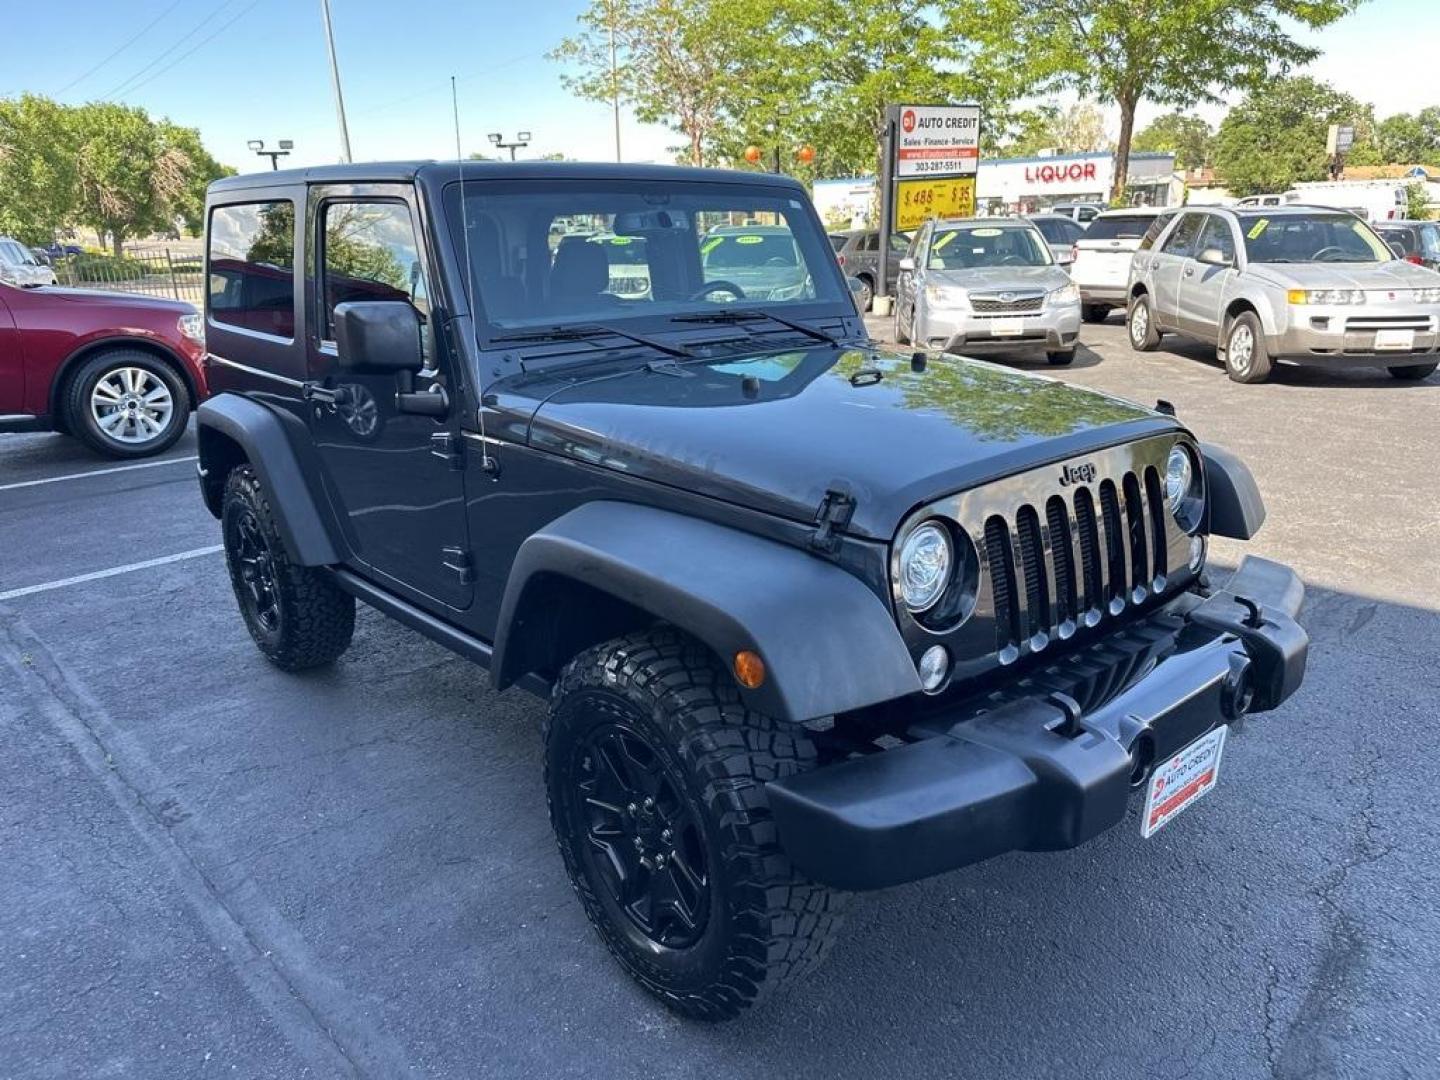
[828,234,847,252]
[1087,215,1157,241]
[208,201,296,339]
[1160,213,1205,258]
[1137,212,1177,251]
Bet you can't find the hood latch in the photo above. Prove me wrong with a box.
[810,487,857,553]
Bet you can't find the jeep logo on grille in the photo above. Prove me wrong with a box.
[1059,462,1097,486]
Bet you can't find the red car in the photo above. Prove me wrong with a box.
[0,282,208,458]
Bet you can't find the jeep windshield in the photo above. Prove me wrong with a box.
[1238,212,1393,263]
[442,179,847,340]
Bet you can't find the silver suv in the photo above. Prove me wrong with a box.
[1125,206,1440,382]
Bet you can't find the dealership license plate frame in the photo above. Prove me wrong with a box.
[990,317,1025,336]
[1140,725,1228,839]
[1374,329,1414,350]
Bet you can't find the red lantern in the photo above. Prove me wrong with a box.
[796,145,815,165]
[743,145,763,165]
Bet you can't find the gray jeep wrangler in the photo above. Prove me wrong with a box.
[195,162,1308,1019]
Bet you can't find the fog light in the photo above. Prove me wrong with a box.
[1189,535,1206,572]
[918,645,950,693]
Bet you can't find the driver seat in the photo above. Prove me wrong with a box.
[549,241,616,310]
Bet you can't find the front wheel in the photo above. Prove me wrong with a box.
[1046,347,1076,365]
[1126,294,1161,351]
[545,629,846,1021]
[221,466,355,670]
[1388,361,1438,380]
[1223,311,1273,383]
[64,349,190,458]
[894,299,911,344]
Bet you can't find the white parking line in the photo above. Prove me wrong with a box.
[0,545,223,602]
[0,454,199,492]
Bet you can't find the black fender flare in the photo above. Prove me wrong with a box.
[492,501,922,724]
[196,394,344,565]
[1202,442,1266,540]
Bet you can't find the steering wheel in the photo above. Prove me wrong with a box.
[689,280,746,302]
[1311,246,1349,262]
[995,254,1028,266]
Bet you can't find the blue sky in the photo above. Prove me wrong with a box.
[3,0,1436,173]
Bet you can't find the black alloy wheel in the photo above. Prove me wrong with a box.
[228,506,282,636]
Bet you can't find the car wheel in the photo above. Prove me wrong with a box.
[1126,294,1161,351]
[1387,362,1437,380]
[1082,304,1109,323]
[894,299,911,344]
[857,275,874,312]
[1223,311,1273,383]
[545,628,846,1021]
[1046,348,1076,365]
[221,466,355,671]
[64,349,190,459]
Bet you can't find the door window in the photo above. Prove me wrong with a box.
[1195,217,1236,263]
[1160,214,1205,258]
[208,201,296,339]
[1421,225,1440,258]
[319,201,429,348]
[1137,212,1177,251]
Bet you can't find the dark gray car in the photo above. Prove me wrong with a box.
[829,228,911,310]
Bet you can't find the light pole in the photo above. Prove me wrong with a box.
[247,139,294,170]
[319,0,353,163]
[488,131,531,161]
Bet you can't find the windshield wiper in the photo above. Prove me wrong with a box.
[491,322,694,358]
[672,308,839,346]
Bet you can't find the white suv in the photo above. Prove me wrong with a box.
[0,237,58,287]
[1070,208,1174,322]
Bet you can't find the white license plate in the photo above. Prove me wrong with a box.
[1375,329,1414,350]
[990,317,1025,336]
[1141,726,1228,838]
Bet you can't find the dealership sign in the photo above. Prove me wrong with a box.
[895,104,981,178]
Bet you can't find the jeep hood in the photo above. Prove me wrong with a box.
[493,344,1175,540]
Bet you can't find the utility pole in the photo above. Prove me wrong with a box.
[319,0,353,163]
[608,2,621,163]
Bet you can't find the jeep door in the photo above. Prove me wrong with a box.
[305,185,473,611]
[1176,214,1239,341]
[1147,212,1204,331]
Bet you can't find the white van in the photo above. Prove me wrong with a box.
[1281,182,1407,223]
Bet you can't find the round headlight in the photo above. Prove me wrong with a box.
[898,522,952,612]
[1165,445,1194,512]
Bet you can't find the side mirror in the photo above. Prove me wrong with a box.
[334,301,423,374]
[898,256,915,272]
[1196,247,1232,268]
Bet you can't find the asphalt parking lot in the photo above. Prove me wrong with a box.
[3,316,1438,1080]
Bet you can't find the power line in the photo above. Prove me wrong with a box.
[119,0,265,99]
[99,0,239,101]
[52,0,188,98]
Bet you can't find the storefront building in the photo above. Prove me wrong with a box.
[813,150,1180,230]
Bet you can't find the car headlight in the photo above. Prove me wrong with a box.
[898,521,952,612]
[1165,444,1204,533]
[178,312,205,344]
[1047,283,1080,306]
[1286,289,1365,305]
[924,284,966,307]
[1414,287,1440,303]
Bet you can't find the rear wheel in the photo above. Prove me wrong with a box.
[1126,294,1161,351]
[1388,361,1437,380]
[545,628,846,1021]
[64,349,189,459]
[1082,304,1109,323]
[1046,348,1076,365]
[1223,311,1273,383]
[221,466,355,670]
[856,275,874,312]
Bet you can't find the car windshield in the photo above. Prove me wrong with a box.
[1238,212,1393,263]
[1084,215,1157,241]
[444,179,845,334]
[927,225,1052,269]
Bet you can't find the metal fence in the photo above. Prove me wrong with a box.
[53,247,204,306]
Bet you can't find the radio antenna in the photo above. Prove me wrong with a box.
[451,75,494,473]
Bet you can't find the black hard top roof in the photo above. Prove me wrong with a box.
[208,159,808,194]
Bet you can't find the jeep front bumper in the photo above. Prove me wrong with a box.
[766,556,1307,891]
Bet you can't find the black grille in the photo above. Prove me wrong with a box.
[970,294,1044,314]
[985,466,1169,656]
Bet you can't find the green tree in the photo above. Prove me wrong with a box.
[1373,108,1440,166]
[952,0,1361,201]
[0,95,78,244]
[1133,112,1214,169]
[1212,76,1374,196]
[1404,182,1430,221]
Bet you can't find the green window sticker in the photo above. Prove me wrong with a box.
[700,236,725,255]
[1247,219,1269,240]
[932,231,958,251]
[735,235,764,245]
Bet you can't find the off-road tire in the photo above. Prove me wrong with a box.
[64,348,190,459]
[1082,304,1109,323]
[1223,310,1273,383]
[1388,361,1437,380]
[1046,348,1076,365]
[1126,293,1161,351]
[545,628,847,1021]
[221,466,354,670]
